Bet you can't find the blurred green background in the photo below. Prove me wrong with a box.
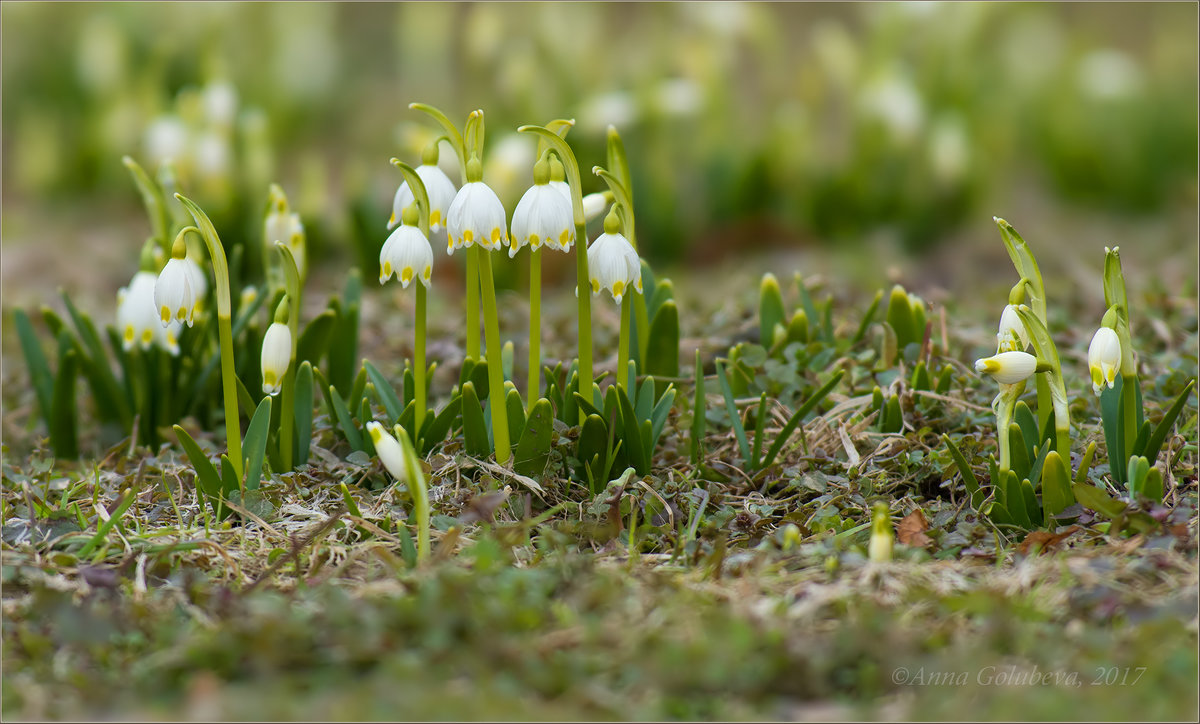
[3,1,1197,308]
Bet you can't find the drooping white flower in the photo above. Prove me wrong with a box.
[367,421,409,483]
[974,351,1039,385]
[389,163,458,236]
[155,242,203,327]
[509,160,575,257]
[586,212,642,304]
[118,271,181,355]
[1087,326,1122,395]
[996,304,1030,353]
[581,192,610,222]
[260,321,292,396]
[264,199,307,281]
[379,221,434,289]
[445,159,508,255]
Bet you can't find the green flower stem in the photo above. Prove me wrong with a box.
[518,125,593,418]
[474,246,511,463]
[276,243,302,471]
[618,295,631,389]
[415,283,427,434]
[465,255,481,360]
[217,313,243,488]
[1015,306,1071,457]
[409,103,467,181]
[593,165,650,366]
[390,159,434,436]
[176,196,242,485]
[995,381,1024,474]
[1103,248,1140,455]
[527,247,542,407]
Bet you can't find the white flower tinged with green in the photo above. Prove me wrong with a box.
[446,160,508,256]
[260,321,291,396]
[996,304,1030,353]
[509,160,575,257]
[974,351,1039,385]
[155,242,203,328]
[1087,326,1122,395]
[265,203,306,280]
[118,271,181,355]
[367,421,409,484]
[581,192,610,222]
[379,221,434,289]
[586,212,642,304]
[390,163,457,235]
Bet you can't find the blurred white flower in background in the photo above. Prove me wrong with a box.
[484,133,536,207]
[859,73,925,144]
[1078,49,1142,100]
[928,114,969,184]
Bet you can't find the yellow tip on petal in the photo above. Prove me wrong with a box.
[591,279,600,294]
[124,325,135,343]
[401,267,413,283]
[612,281,625,299]
[160,306,171,324]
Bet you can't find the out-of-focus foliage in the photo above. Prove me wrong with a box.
[3,2,1197,262]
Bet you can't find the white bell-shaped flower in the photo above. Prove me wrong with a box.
[548,155,571,205]
[996,304,1030,353]
[1087,326,1122,395]
[155,237,203,328]
[265,198,306,281]
[390,163,458,237]
[581,192,611,222]
[380,205,434,289]
[118,271,181,355]
[586,211,642,304]
[260,321,292,396]
[509,160,575,257]
[974,351,1039,385]
[367,421,409,483]
[445,157,507,255]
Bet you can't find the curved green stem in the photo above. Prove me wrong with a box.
[528,247,542,407]
[1015,306,1071,457]
[594,165,650,366]
[176,194,241,483]
[390,159,433,435]
[275,242,302,470]
[474,246,511,463]
[409,103,467,183]
[518,125,593,417]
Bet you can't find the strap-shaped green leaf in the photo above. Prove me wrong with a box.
[715,359,752,465]
[364,360,403,424]
[852,289,883,345]
[243,396,273,492]
[1005,472,1033,529]
[577,413,609,489]
[645,300,679,390]
[617,388,648,474]
[1008,423,1031,481]
[294,361,314,466]
[421,395,462,456]
[1100,378,1125,484]
[328,269,362,395]
[50,337,79,459]
[942,433,982,510]
[514,398,554,477]
[461,382,490,457]
[1072,482,1127,520]
[122,156,170,248]
[758,273,786,347]
[61,292,130,428]
[296,309,337,367]
[1142,379,1195,466]
[1040,451,1075,519]
[174,424,224,517]
[1020,477,1042,528]
[505,385,525,449]
[329,385,364,452]
[648,386,676,455]
[15,309,54,427]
